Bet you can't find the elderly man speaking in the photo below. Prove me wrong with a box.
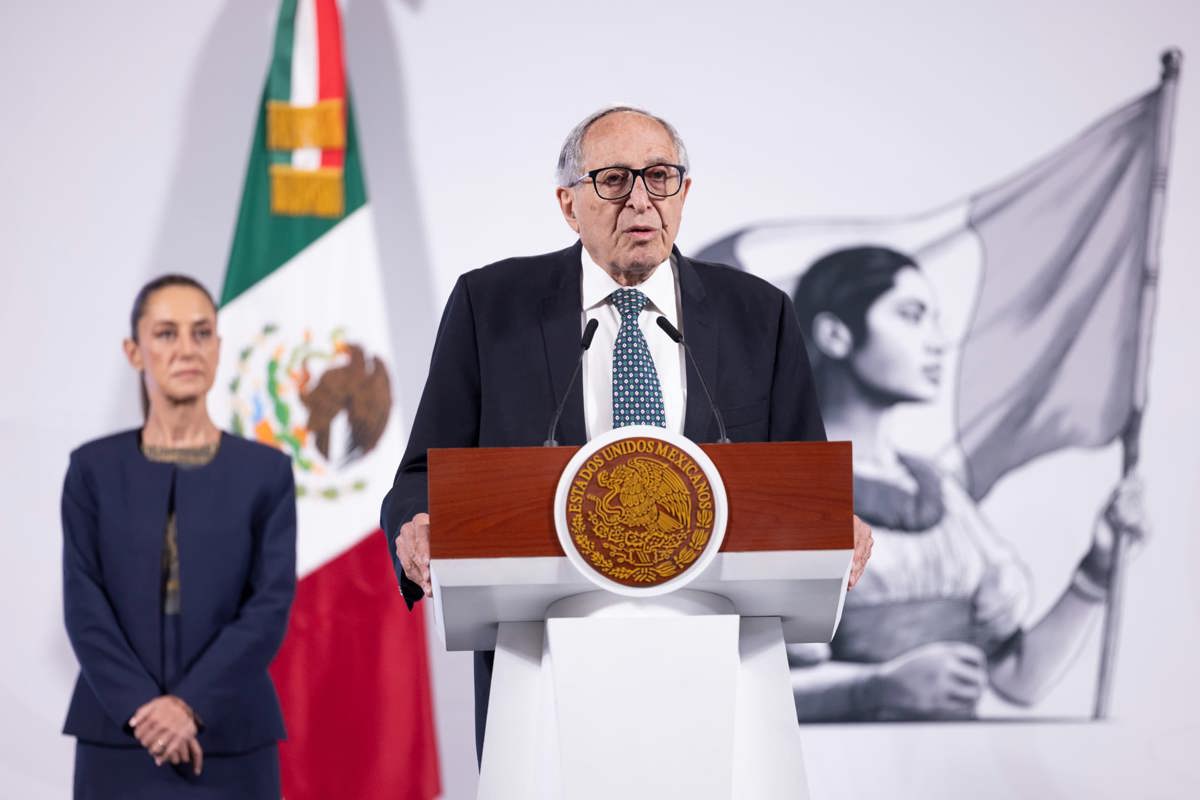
[380,105,873,758]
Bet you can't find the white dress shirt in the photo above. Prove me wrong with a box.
[580,248,687,440]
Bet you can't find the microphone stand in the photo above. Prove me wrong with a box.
[544,318,600,446]
[655,316,731,444]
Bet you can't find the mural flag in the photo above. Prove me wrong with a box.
[209,0,440,797]
[699,69,1176,504]
[953,89,1160,502]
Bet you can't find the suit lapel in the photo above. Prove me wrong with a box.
[677,250,719,442]
[539,242,587,446]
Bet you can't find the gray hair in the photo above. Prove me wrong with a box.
[555,105,691,188]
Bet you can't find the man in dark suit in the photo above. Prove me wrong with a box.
[380,105,873,758]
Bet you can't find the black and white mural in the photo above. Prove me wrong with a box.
[698,52,1179,723]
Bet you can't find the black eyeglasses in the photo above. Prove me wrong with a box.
[575,164,687,200]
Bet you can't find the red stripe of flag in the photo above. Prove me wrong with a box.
[271,532,442,800]
[315,0,345,169]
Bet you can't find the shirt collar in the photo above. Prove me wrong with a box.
[581,247,679,327]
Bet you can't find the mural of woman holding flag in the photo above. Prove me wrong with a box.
[697,50,1180,722]
[785,246,1146,721]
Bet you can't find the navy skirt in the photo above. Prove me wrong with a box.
[73,741,280,799]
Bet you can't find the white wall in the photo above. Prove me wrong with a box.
[2,1,1198,797]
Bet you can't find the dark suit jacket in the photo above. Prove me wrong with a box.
[380,242,826,755]
[62,430,296,755]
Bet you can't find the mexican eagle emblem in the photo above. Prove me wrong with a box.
[229,323,392,499]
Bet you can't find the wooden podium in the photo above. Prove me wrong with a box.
[428,440,853,800]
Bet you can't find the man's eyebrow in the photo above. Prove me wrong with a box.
[593,157,678,170]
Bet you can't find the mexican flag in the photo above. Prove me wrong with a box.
[208,1,440,797]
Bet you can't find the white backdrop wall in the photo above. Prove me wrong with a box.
[2,1,1198,798]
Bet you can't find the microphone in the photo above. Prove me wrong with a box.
[655,316,731,444]
[544,318,600,446]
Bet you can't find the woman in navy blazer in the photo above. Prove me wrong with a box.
[62,275,296,799]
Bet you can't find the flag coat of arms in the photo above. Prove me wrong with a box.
[208,1,440,796]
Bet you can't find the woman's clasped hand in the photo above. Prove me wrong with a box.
[129,694,203,773]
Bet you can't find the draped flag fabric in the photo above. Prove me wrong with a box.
[698,86,1166,499]
[208,1,440,797]
[953,93,1157,500]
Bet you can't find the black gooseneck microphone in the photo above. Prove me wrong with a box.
[655,316,731,444]
[544,318,600,446]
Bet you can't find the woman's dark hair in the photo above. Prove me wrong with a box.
[791,246,919,360]
[129,274,218,418]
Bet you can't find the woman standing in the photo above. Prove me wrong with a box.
[788,247,1145,720]
[62,274,296,797]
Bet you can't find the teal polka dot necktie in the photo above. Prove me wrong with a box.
[610,288,666,428]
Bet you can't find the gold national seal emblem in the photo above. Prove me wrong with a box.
[556,428,727,592]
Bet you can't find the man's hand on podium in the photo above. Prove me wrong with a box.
[848,515,873,590]
[394,511,871,597]
[396,512,433,595]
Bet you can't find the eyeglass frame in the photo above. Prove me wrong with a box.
[573,163,688,200]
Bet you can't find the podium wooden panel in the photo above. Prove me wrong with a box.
[428,440,852,558]
[427,439,852,799]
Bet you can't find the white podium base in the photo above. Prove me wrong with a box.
[477,591,809,800]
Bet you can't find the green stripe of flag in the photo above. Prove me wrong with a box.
[267,0,297,171]
[267,0,297,103]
